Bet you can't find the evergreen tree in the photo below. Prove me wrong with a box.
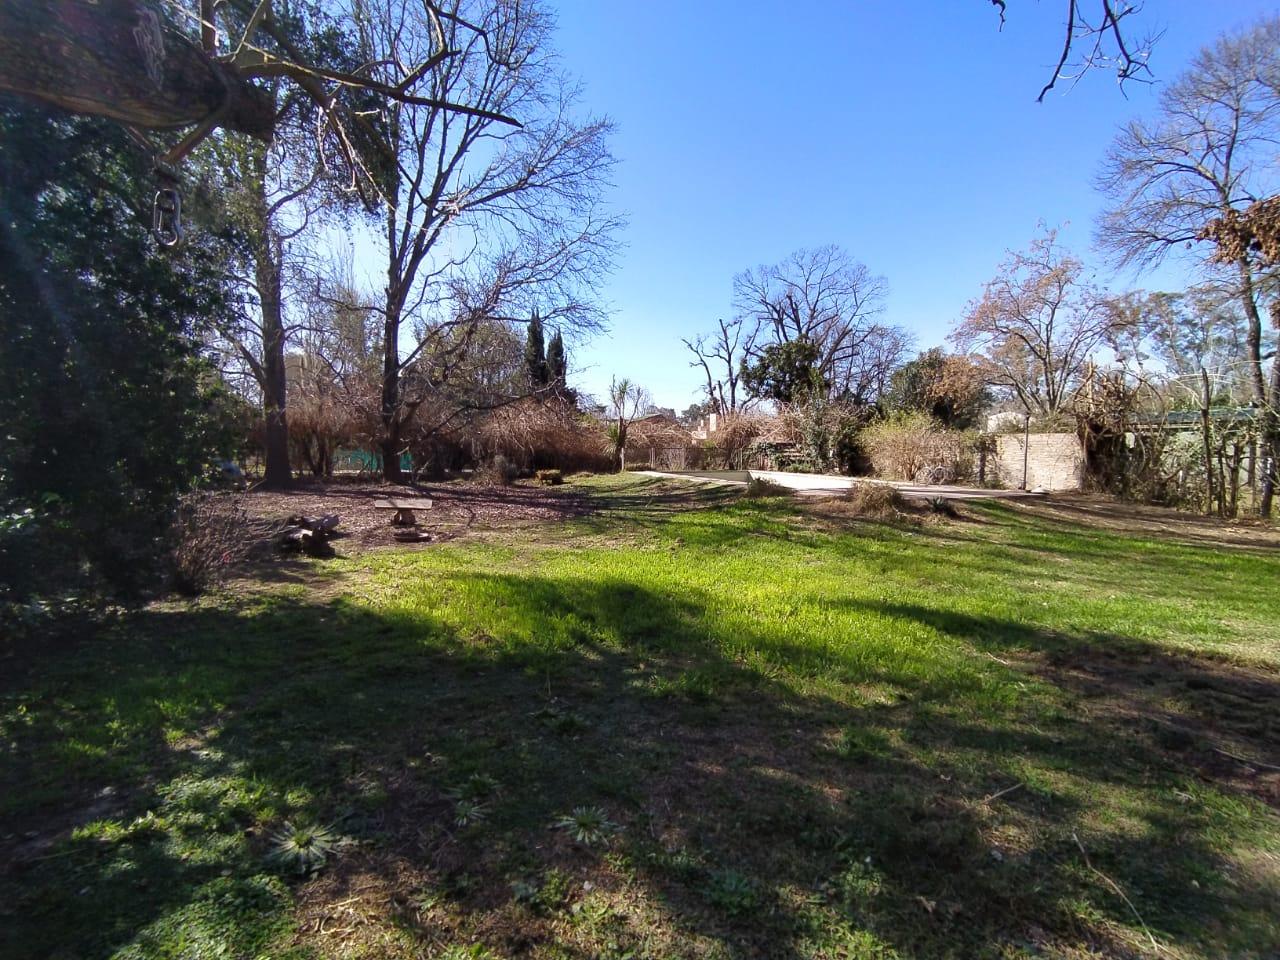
[546,327,567,387]
[740,338,826,404]
[0,99,238,600]
[525,310,548,387]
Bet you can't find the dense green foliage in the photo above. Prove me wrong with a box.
[0,101,238,600]
[740,337,827,403]
[525,311,548,387]
[3,476,1276,958]
[546,327,567,387]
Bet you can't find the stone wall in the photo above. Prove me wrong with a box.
[993,433,1084,492]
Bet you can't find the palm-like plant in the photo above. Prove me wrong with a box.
[554,806,618,847]
[266,821,338,875]
[454,798,489,827]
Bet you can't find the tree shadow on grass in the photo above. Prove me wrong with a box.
[2,573,1277,959]
[839,599,1280,798]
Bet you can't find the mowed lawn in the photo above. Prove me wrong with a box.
[2,475,1278,960]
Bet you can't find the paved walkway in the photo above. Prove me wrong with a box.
[637,469,1044,501]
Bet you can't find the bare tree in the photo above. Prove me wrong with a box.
[350,0,618,481]
[953,229,1131,418]
[990,0,1159,102]
[1140,286,1250,395]
[733,246,907,404]
[682,317,755,415]
[607,376,650,471]
[1097,17,1280,513]
[198,7,358,488]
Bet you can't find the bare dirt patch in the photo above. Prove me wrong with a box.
[242,477,590,554]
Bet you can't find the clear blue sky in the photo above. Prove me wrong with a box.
[542,0,1277,410]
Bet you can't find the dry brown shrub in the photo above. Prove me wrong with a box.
[708,413,772,468]
[860,413,968,482]
[287,355,373,477]
[843,481,907,519]
[474,398,612,473]
[743,476,794,498]
[476,454,519,486]
[168,493,272,595]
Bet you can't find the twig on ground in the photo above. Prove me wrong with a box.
[981,782,1024,804]
[1212,747,1280,773]
[1072,831,1163,955]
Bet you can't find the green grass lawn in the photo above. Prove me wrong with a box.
[3,474,1278,959]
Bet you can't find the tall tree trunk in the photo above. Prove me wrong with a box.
[0,0,274,139]
[380,289,404,482]
[253,147,291,489]
[257,235,291,489]
[1261,322,1280,517]
[1199,367,1218,517]
[1235,262,1275,516]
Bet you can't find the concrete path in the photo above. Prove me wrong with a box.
[637,469,1044,501]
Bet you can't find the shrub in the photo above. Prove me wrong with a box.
[706,413,766,469]
[478,454,519,486]
[0,105,243,603]
[843,482,906,519]
[167,493,264,595]
[744,477,794,498]
[782,398,872,473]
[473,398,613,474]
[535,469,564,485]
[860,412,968,482]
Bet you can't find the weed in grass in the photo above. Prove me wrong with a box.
[264,821,339,875]
[531,703,589,735]
[453,798,489,827]
[455,772,500,800]
[555,806,619,846]
[704,868,760,916]
[643,667,722,702]
[566,891,636,957]
[835,859,885,909]
[833,725,893,762]
[512,867,573,914]
[112,875,300,960]
[439,945,498,960]
[927,496,959,517]
[645,845,704,882]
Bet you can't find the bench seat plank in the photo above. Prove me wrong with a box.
[374,498,432,527]
[374,498,433,509]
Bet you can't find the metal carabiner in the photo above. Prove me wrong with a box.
[152,187,183,248]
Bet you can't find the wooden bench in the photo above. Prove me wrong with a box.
[373,497,433,527]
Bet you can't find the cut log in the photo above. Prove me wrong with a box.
[277,517,337,557]
[0,0,275,140]
[286,514,340,534]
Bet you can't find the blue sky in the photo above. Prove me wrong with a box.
[539,0,1278,410]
